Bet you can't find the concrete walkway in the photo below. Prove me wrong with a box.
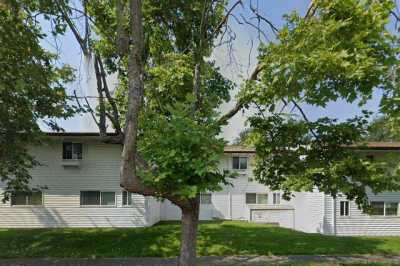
[0,255,400,266]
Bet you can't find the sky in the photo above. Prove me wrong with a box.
[41,0,397,142]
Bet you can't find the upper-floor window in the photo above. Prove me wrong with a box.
[273,193,281,204]
[11,191,43,206]
[63,142,83,160]
[200,193,212,204]
[246,193,268,204]
[232,156,247,170]
[80,191,115,206]
[340,201,349,216]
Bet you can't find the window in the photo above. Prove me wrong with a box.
[11,191,43,206]
[273,193,281,205]
[246,193,256,204]
[385,202,398,216]
[246,193,268,204]
[200,193,212,204]
[80,191,115,206]
[369,202,400,216]
[63,142,83,160]
[232,156,247,170]
[122,191,133,206]
[340,201,349,216]
[370,201,385,216]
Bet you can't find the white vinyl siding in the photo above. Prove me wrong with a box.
[333,192,400,236]
[0,139,149,228]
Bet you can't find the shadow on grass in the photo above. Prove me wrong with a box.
[0,221,399,259]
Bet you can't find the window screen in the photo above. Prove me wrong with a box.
[200,193,212,204]
[232,157,247,170]
[370,201,385,216]
[101,192,115,206]
[122,191,133,206]
[11,191,43,206]
[246,193,256,204]
[273,193,281,204]
[63,142,83,159]
[385,202,398,216]
[257,194,268,204]
[80,191,100,205]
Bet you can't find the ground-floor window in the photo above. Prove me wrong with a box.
[11,191,43,206]
[370,201,399,216]
[246,193,268,204]
[273,193,281,204]
[80,191,116,206]
[200,193,212,204]
[340,201,349,216]
[122,191,133,206]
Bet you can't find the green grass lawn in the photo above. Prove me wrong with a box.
[1,221,400,259]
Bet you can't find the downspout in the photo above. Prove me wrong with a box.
[322,193,325,234]
[229,192,232,220]
[332,197,337,235]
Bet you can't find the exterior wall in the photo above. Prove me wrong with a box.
[0,137,149,228]
[160,153,324,233]
[332,193,400,236]
[145,197,161,226]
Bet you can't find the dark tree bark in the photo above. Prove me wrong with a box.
[179,200,200,266]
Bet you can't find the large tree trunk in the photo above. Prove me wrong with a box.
[179,201,200,266]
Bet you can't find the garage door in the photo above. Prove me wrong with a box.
[251,209,294,229]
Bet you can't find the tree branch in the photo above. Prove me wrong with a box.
[96,54,122,134]
[216,64,262,125]
[58,1,89,55]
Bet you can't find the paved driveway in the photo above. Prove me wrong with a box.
[1,255,400,265]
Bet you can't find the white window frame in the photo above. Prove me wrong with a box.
[369,201,399,217]
[339,200,350,216]
[200,193,212,205]
[384,202,399,217]
[122,191,134,207]
[232,156,248,170]
[246,193,268,204]
[273,193,281,205]
[63,142,83,160]
[11,191,44,207]
[80,191,116,207]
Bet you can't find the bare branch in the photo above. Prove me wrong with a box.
[216,64,262,125]
[210,0,243,39]
[97,55,122,134]
[249,4,279,36]
[305,0,317,19]
[58,1,89,55]
[93,55,107,136]
[83,96,100,128]
[289,99,318,140]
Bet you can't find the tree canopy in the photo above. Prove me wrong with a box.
[0,2,76,200]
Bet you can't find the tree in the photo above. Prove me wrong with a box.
[366,116,400,141]
[3,0,400,265]
[0,1,76,201]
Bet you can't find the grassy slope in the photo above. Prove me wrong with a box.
[1,221,400,258]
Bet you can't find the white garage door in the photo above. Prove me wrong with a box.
[251,209,294,229]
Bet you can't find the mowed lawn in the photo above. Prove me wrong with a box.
[1,221,400,259]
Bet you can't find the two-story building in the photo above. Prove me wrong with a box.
[1,132,400,236]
